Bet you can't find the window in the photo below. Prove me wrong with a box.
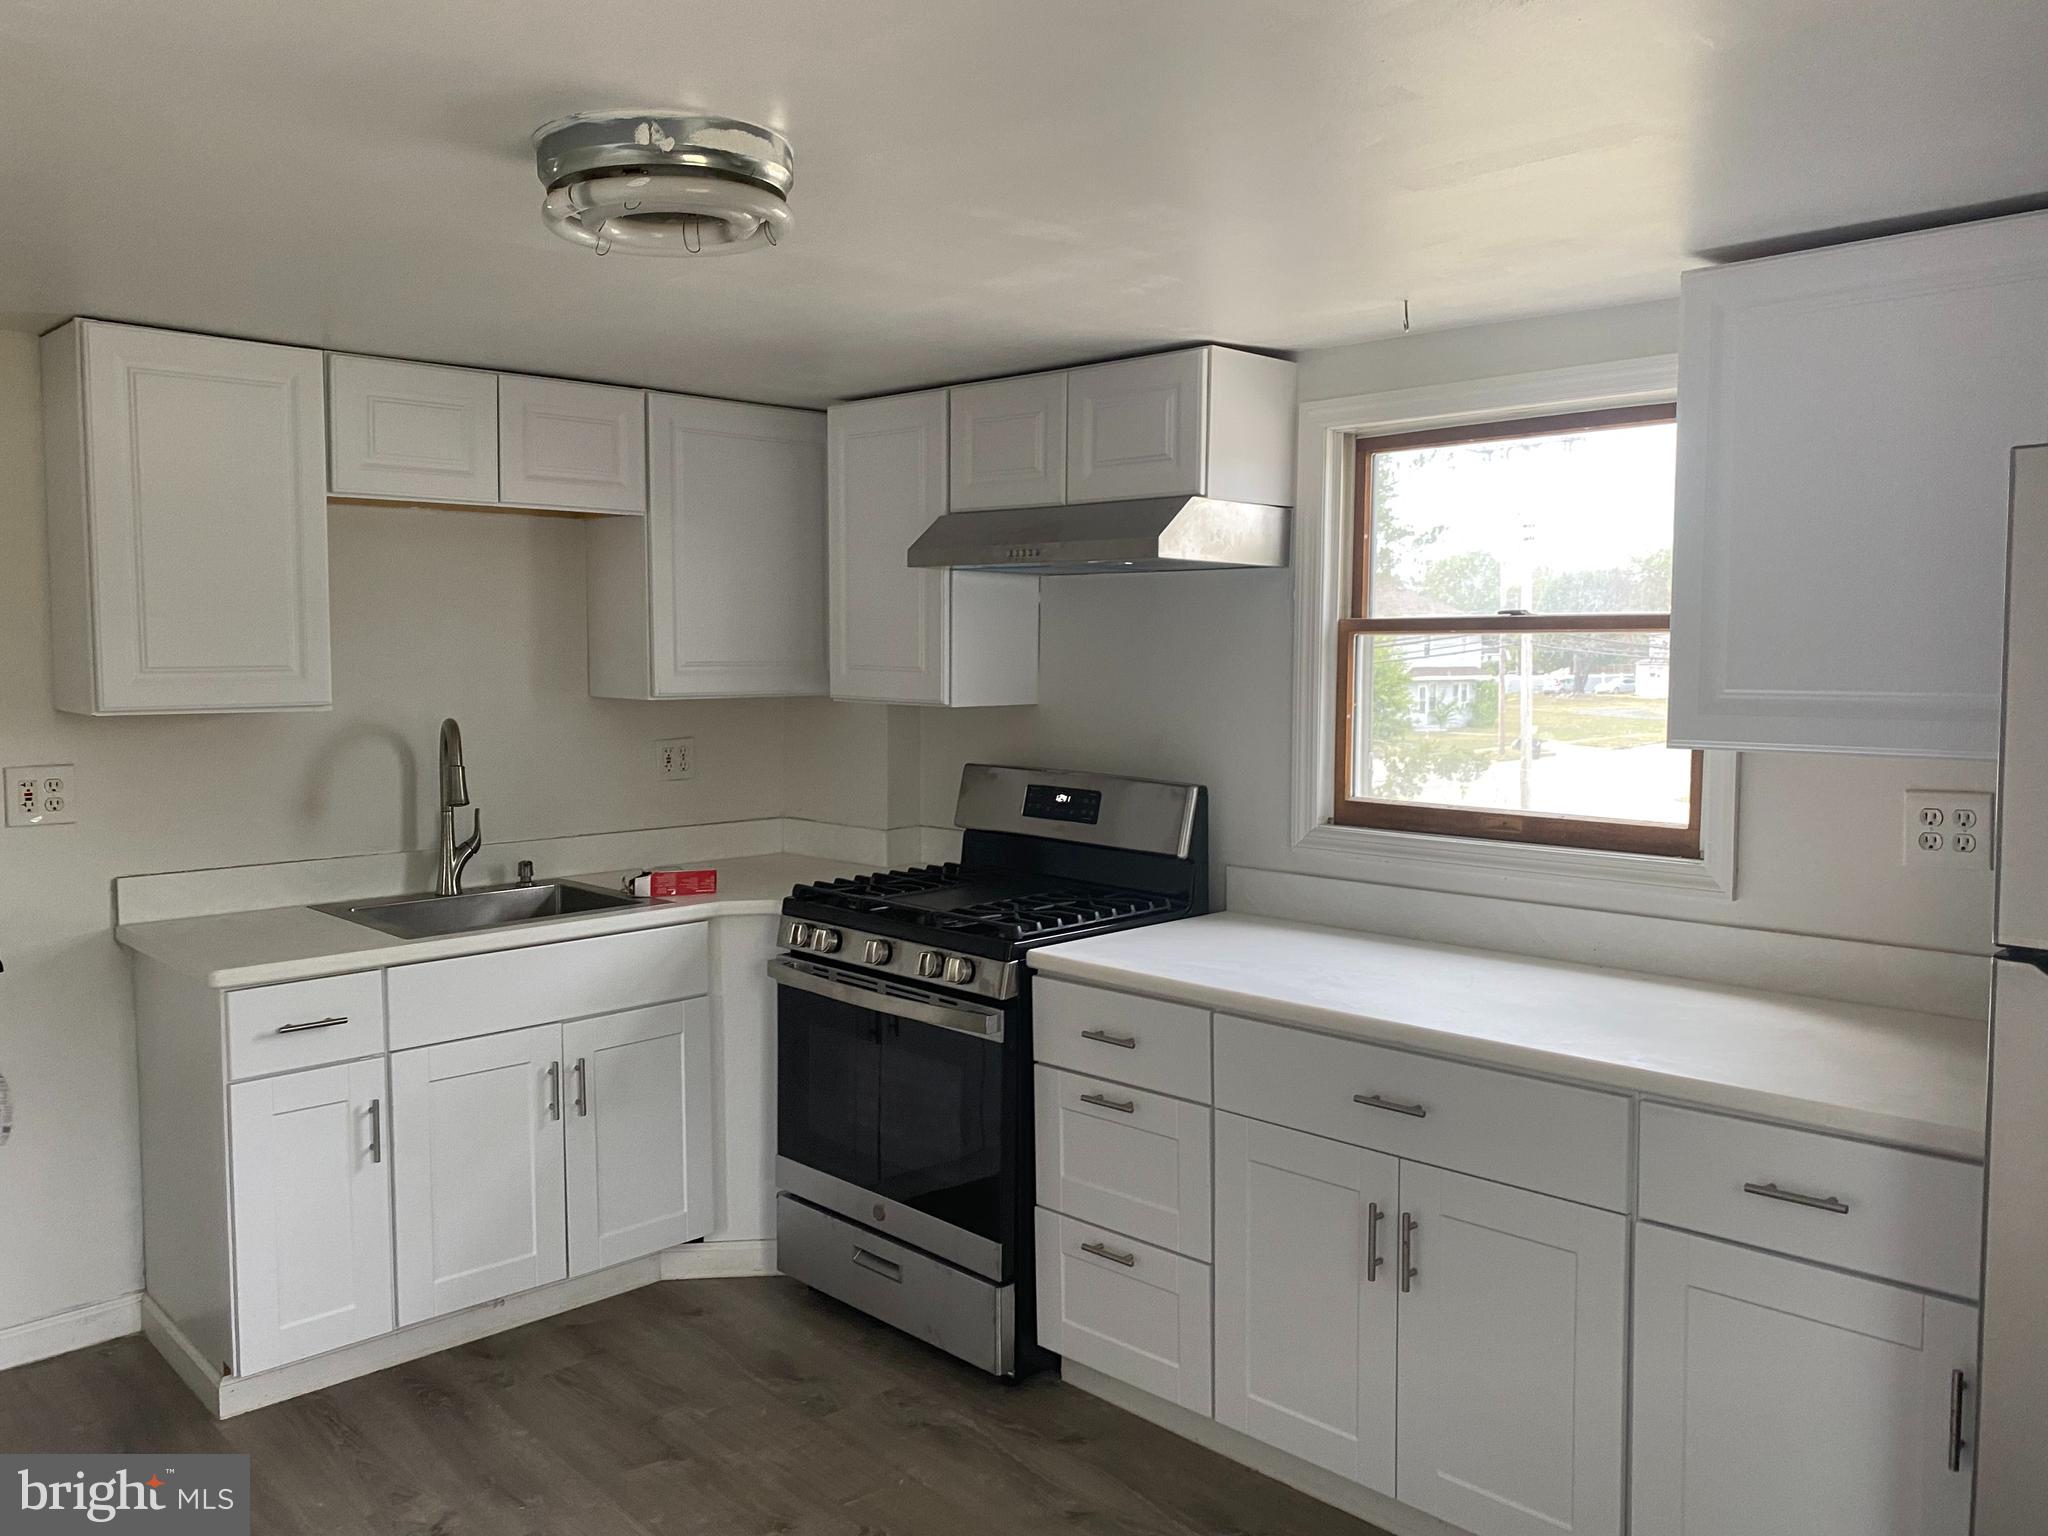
[1336,404,1702,858]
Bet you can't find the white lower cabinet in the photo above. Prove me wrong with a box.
[1395,1162,1626,1536]
[1213,1112,1397,1491]
[228,1057,394,1374]
[1034,1208,1212,1413]
[392,1022,568,1324]
[1631,1224,1976,1536]
[564,1000,715,1275]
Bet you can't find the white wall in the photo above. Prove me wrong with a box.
[916,304,1999,957]
[0,332,801,1335]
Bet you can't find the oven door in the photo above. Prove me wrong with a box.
[772,956,1015,1281]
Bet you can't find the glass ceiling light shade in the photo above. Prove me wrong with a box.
[532,111,794,257]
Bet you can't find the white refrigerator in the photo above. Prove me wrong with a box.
[1975,442,2048,1533]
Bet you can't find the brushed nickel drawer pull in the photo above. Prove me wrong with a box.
[546,1061,562,1122]
[1079,1092,1136,1113]
[573,1057,589,1118]
[1743,1181,1850,1215]
[1400,1211,1419,1292]
[1366,1201,1385,1282]
[368,1098,382,1165]
[1354,1092,1427,1119]
[1949,1369,1970,1473]
[1081,1240,1136,1267]
[1081,1028,1138,1049]
[276,1016,348,1034]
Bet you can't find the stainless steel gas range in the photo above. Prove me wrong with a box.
[770,764,1209,1377]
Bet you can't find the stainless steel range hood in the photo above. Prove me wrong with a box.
[906,496,1289,575]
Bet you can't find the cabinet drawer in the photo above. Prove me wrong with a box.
[226,971,386,1079]
[1214,1014,1630,1210]
[1034,979,1210,1101]
[1035,1207,1212,1414]
[1034,1066,1211,1260]
[1638,1103,1984,1298]
[386,925,709,1050]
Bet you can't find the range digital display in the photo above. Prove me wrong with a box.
[1022,783,1103,825]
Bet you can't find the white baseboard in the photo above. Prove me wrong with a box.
[662,1238,776,1280]
[1060,1361,1466,1536]
[0,1293,141,1373]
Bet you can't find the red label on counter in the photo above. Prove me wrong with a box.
[648,868,718,898]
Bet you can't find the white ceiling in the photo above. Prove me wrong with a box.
[4,0,2045,406]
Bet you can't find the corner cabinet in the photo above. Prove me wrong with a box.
[1669,211,2048,757]
[41,319,333,714]
[827,390,1039,705]
[588,394,827,698]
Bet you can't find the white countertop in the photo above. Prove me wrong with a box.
[1029,914,1989,1158]
[117,853,863,990]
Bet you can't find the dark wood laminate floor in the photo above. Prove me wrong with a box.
[0,1278,1387,1536]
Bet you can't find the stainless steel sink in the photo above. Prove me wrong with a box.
[313,880,640,939]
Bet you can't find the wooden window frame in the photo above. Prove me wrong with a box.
[1335,403,1703,859]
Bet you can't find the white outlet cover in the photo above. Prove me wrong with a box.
[6,764,76,827]
[1901,789,1994,869]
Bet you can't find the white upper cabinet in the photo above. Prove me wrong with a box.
[828,390,1039,705]
[41,319,332,714]
[498,374,647,515]
[1067,347,1297,506]
[588,394,828,698]
[1632,1224,1975,1536]
[327,355,499,504]
[1669,212,2048,757]
[949,372,1068,509]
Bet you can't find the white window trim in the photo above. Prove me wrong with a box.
[1291,355,1737,899]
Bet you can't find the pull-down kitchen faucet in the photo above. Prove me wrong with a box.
[437,718,483,896]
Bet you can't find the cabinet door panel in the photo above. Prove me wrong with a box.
[1213,1112,1397,1493]
[564,999,715,1275]
[229,1058,393,1374]
[646,394,826,696]
[328,355,498,503]
[1395,1162,1625,1536]
[950,373,1067,509]
[1670,213,2048,757]
[1632,1225,1975,1536]
[828,391,951,702]
[392,1023,566,1324]
[1067,351,1207,502]
[69,321,331,712]
[499,374,646,513]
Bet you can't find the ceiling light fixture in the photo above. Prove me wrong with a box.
[532,111,793,257]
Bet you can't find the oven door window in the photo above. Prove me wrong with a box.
[777,984,880,1191]
[875,1014,1005,1250]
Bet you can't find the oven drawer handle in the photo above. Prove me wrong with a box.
[1079,1091,1137,1114]
[766,956,1005,1041]
[851,1245,904,1283]
[1080,1028,1138,1049]
[1743,1181,1851,1215]
[1081,1240,1136,1268]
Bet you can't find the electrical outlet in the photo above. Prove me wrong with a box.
[1902,790,1993,869]
[6,765,76,827]
[656,737,696,781]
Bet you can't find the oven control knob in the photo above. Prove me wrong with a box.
[943,956,977,986]
[917,951,945,979]
[787,922,813,948]
[863,939,894,966]
[810,927,842,954]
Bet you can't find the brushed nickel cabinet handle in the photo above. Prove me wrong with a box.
[277,1016,348,1035]
[546,1061,561,1122]
[573,1057,589,1117]
[1743,1181,1850,1215]
[1081,1028,1138,1049]
[1079,1092,1136,1113]
[1354,1092,1427,1119]
[1367,1201,1385,1282]
[1081,1240,1136,1267]
[368,1099,382,1165]
[1400,1211,1418,1293]
[1949,1369,1970,1473]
